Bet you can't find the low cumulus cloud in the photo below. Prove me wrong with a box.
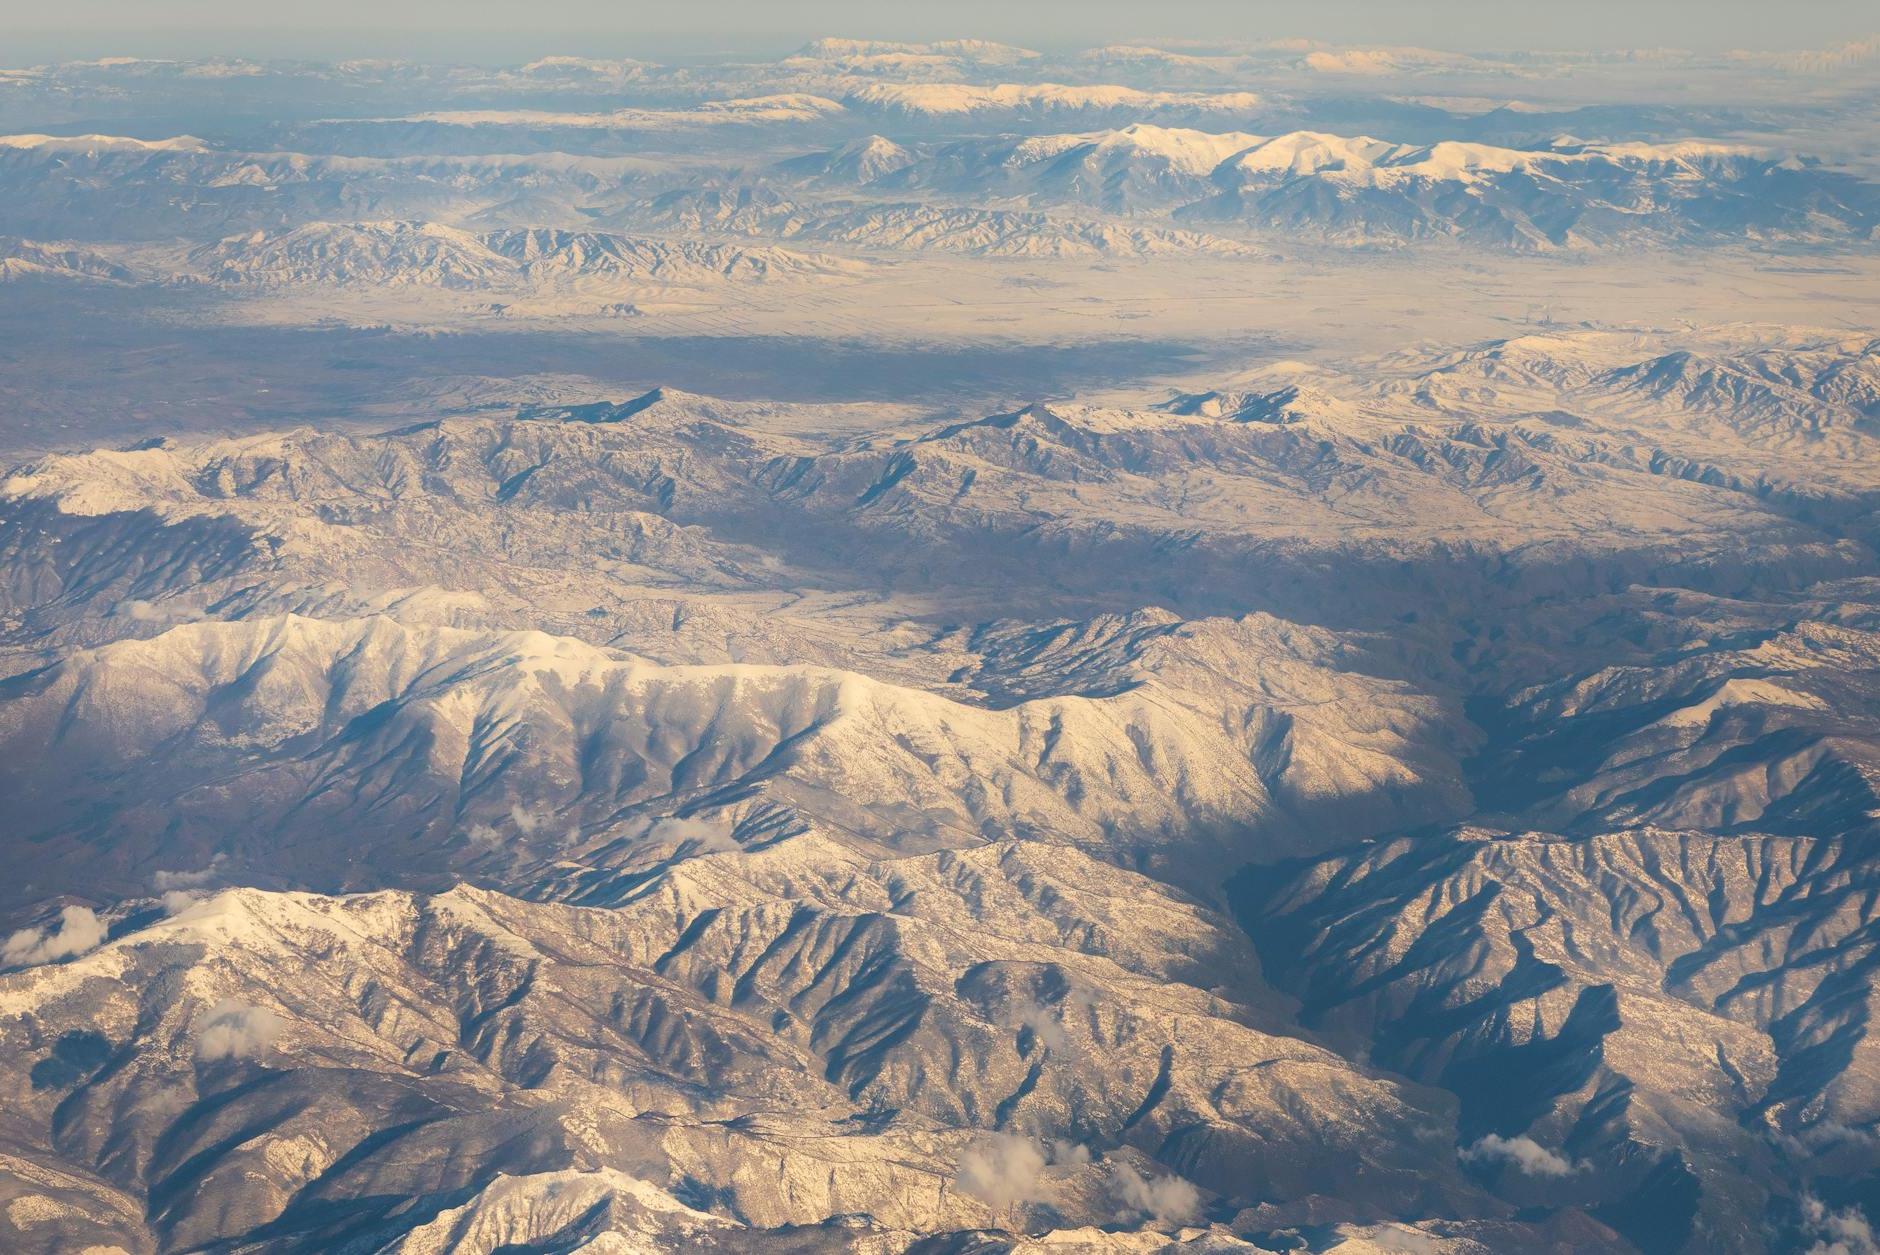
[646,815,740,854]
[1785,1122,1880,1153]
[1113,1162,1203,1224]
[1015,987,1093,1053]
[2,906,107,967]
[154,857,225,892]
[1802,1194,1880,1255]
[155,856,227,912]
[953,1133,1090,1208]
[1460,1133,1582,1177]
[463,821,503,847]
[955,1133,1047,1208]
[464,805,566,849]
[1047,1138,1092,1167]
[160,890,206,915]
[195,1000,282,1062]
[1017,997,1068,1051]
[152,864,227,913]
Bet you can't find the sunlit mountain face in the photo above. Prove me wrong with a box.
[1,22,1879,1255]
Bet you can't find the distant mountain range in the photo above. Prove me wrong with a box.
[5,124,1873,253]
[187,221,867,288]
[783,128,1880,246]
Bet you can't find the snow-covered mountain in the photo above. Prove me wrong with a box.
[782,134,1796,248]
[776,133,920,184]
[783,37,1043,77]
[481,227,865,282]
[0,237,133,283]
[184,221,868,289]
[1181,134,1880,248]
[786,125,1268,212]
[842,82,1266,126]
[4,124,1873,257]
[1238,821,1880,1251]
[190,221,514,288]
[616,187,1255,256]
[0,135,669,241]
[5,327,1880,1250]
[5,37,1880,1255]
[0,608,1471,908]
[788,127,1880,246]
[0,842,1500,1251]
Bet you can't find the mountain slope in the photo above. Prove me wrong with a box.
[3,328,1879,1251]
[1235,824,1880,1251]
[1181,135,1880,248]
[186,221,867,289]
[0,837,1493,1250]
[0,609,1470,908]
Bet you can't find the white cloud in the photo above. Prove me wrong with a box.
[195,999,282,1062]
[955,1133,1047,1208]
[2,906,106,967]
[160,890,204,915]
[464,805,565,848]
[1113,1161,1202,1223]
[1048,1138,1092,1166]
[1801,1122,1878,1148]
[1014,986,1092,1052]
[647,815,740,854]
[154,856,225,892]
[1017,997,1068,1051]
[1802,1194,1880,1255]
[1460,1133,1582,1177]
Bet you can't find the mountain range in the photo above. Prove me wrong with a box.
[3,34,1880,1254]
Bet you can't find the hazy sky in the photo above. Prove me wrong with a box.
[6,0,1876,60]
